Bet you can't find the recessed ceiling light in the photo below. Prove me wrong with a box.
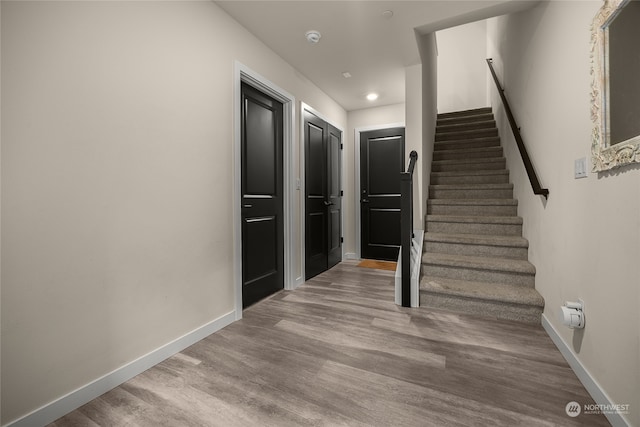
[366,93,379,101]
[305,30,321,44]
[342,72,352,79]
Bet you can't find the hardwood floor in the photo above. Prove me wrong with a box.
[50,262,610,426]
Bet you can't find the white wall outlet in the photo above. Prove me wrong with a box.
[574,157,588,179]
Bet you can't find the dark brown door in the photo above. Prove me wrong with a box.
[241,83,284,307]
[304,110,342,279]
[360,127,405,261]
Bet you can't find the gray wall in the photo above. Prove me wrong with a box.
[487,2,639,425]
[1,2,346,423]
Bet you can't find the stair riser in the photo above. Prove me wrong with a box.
[432,160,506,172]
[424,241,529,260]
[434,139,501,151]
[436,129,498,142]
[422,264,535,287]
[420,293,542,324]
[430,174,509,185]
[436,120,496,133]
[437,113,494,126]
[429,188,513,199]
[427,204,518,216]
[426,221,522,236]
[433,148,503,161]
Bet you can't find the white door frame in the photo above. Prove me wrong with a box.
[300,103,345,279]
[233,62,296,320]
[354,122,405,260]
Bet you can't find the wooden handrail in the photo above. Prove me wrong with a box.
[486,58,549,199]
[400,150,418,307]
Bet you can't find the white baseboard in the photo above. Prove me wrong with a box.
[5,310,236,427]
[541,314,631,427]
[292,276,305,290]
[344,252,358,260]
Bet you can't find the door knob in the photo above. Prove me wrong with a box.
[323,201,334,206]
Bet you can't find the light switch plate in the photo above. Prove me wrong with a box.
[574,157,588,179]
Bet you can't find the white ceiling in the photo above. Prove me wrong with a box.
[216,1,539,111]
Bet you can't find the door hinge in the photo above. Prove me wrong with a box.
[340,190,344,196]
[340,143,344,150]
[341,237,344,243]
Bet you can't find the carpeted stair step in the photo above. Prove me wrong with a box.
[421,252,536,287]
[422,106,544,324]
[437,107,492,120]
[426,214,523,236]
[429,183,513,199]
[435,127,498,142]
[437,113,495,127]
[430,170,509,185]
[434,136,501,151]
[436,120,496,134]
[420,276,544,324]
[432,157,506,172]
[427,198,518,216]
[433,146,503,161]
[424,232,529,259]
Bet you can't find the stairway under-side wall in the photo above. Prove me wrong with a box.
[420,107,544,324]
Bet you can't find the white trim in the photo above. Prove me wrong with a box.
[394,229,423,307]
[300,103,345,276]
[4,311,236,427]
[234,62,297,318]
[354,122,405,259]
[344,252,358,260]
[541,314,632,427]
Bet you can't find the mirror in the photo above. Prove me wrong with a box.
[591,0,640,172]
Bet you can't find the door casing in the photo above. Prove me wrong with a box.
[234,63,296,320]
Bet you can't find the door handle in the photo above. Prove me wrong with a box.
[362,199,369,203]
[323,201,334,206]
[243,204,253,208]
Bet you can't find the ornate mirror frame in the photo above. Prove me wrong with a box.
[591,0,640,172]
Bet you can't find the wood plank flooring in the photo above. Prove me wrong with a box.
[50,262,610,426]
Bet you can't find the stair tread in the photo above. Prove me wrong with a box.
[432,157,505,165]
[422,252,536,275]
[434,136,500,147]
[437,107,492,119]
[434,146,502,155]
[427,214,523,224]
[431,170,508,177]
[420,276,544,307]
[430,183,513,190]
[428,198,517,206]
[437,113,494,126]
[425,232,529,248]
[436,128,498,139]
[436,120,496,132]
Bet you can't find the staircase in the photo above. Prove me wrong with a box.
[420,107,544,324]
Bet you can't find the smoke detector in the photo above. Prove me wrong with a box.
[305,30,322,44]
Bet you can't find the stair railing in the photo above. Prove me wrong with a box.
[486,58,549,199]
[400,150,418,307]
